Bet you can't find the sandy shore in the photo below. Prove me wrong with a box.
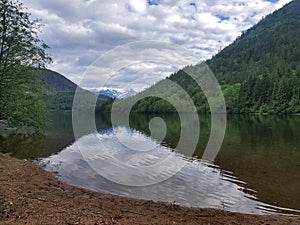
[0,154,299,225]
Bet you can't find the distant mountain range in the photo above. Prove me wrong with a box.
[96,89,120,98]
[95,89,137,99]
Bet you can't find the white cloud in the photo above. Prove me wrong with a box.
[21,0,292,91]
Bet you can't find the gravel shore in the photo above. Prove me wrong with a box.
[0,154,299,225]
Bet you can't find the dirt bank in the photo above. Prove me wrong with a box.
[0,154,299,225]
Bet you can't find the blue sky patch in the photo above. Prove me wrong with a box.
[216,15,230,21]
[147,0,159,6]
[265,0,279,3]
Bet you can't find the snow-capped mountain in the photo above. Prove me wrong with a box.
[95,89,137,99]
[97,89,121,98]
[118,89,137,99]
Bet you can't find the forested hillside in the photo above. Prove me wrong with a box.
[111,0,300,114]
[206,0,300,113]
[36,69,111,110]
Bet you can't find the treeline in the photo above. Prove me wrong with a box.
[44,91,112,111]
[119,67,300,114]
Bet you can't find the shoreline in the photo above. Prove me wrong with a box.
[0,153,299,225]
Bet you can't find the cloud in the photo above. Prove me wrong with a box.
[21,0,292,91]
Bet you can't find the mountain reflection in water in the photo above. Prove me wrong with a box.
[39,126,299,215]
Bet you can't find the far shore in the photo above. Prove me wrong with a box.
[0,153,299,225]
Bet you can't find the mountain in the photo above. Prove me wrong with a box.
[35,69,111,110]
[207,0,300,84]
[96,89,137,99]
[97,89,121,98]
[106,0,300,114]
[118,89,138,99]
[206,0,300,113]
[36,69,77,92]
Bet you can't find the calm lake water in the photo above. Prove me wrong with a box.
[1,111,300,215]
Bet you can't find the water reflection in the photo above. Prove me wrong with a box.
[40,126,292,215]
[0,111,74,159]
[1,112,300,215]
[40,124,297,214]
[129,114,300,212]
[216,115,300,212]
[0,111,111,159]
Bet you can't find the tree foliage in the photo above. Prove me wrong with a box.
[0,0,51,128]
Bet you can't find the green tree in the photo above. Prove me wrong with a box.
[0,0,51,128]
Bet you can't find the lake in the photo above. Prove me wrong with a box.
[1,111,300,215]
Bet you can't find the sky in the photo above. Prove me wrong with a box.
[21,0,292,92]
